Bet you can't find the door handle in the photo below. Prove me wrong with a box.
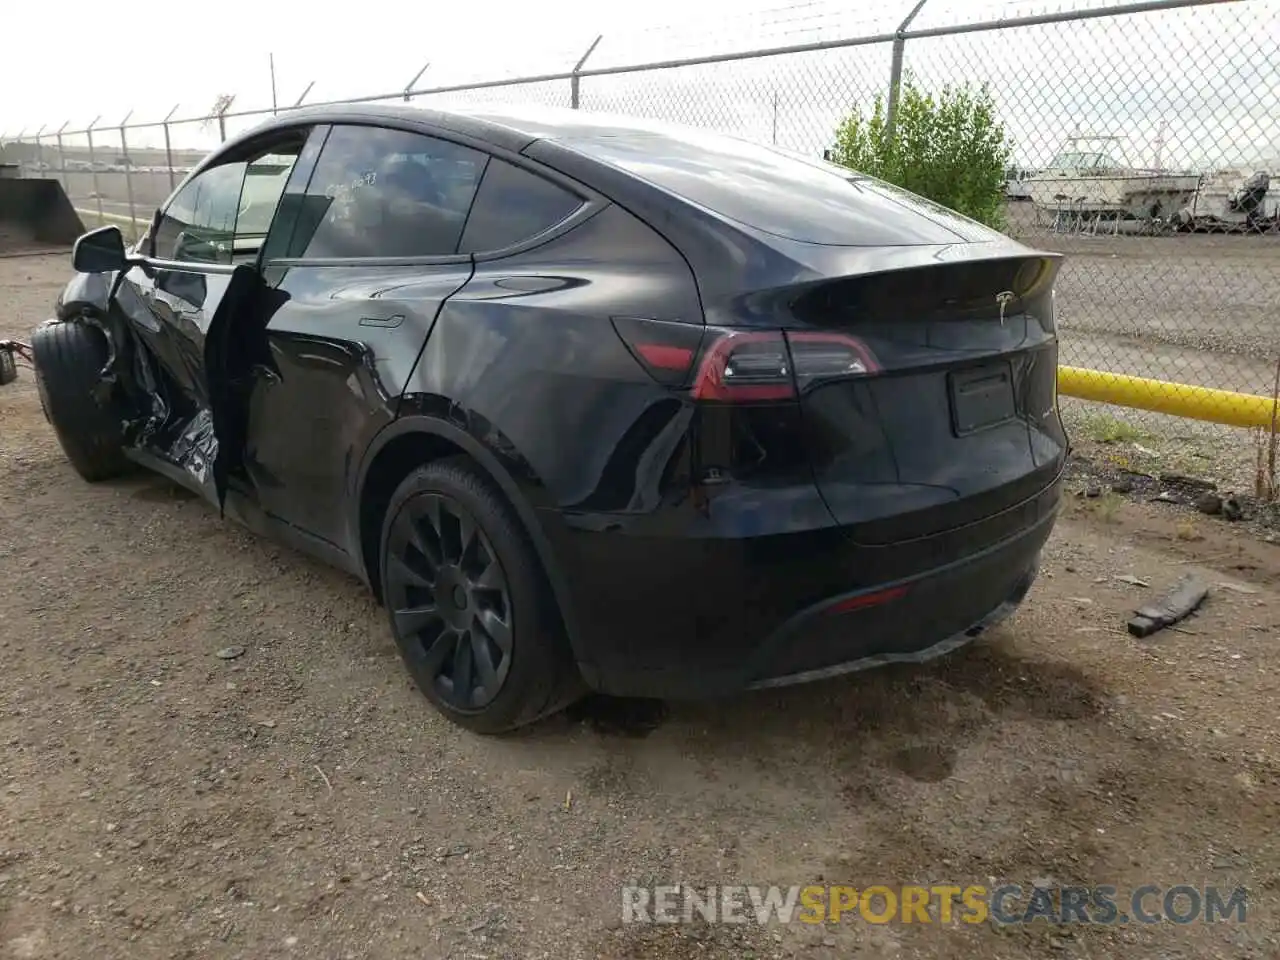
[359,314,405,329]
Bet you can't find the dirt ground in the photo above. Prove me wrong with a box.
[2,255,1280,959]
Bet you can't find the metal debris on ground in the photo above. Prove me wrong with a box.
[1114,574,1151,587]
[1160,473,1217,492]
[1216,581,1260,595]
[1126,573,1210,638]
[0,339,31,385]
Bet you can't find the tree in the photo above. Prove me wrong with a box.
[829,78,1011,229]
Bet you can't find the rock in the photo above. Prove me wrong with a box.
[1196,492,1223,515]
[1222,496,1244,521]
[1084,486,1102,498]
[215,646,246,660]
[1110,480,1134,494]
[1153,491,1177,503]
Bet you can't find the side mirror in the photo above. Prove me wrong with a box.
[72,226,133,274]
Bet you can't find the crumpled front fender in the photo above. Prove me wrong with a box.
[55,270,115,321]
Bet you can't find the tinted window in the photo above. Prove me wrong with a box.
[459,159,583,252]
[292,126,487,258]
[154,148,299,263]
[260,127,329,263]
[562,130,998,246]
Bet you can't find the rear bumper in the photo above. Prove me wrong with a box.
[745,545,1040,691]
[548,474,1061,699]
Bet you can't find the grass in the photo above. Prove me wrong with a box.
[1094,490,1123,523]
[1175,518,1204,541]
[1077,411,1153,445]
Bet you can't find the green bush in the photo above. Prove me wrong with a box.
[829,78,1011,229]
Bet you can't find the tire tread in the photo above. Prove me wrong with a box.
[32,320,130,482]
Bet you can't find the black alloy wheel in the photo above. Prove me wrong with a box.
[379,457,580,732]
[385,490,514,710]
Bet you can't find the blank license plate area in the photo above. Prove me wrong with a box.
[948,362,1015,435]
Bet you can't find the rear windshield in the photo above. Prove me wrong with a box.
[561,131,997,246]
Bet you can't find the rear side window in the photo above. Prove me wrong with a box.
[459,159,583,253]
[563,131,998,246]
[290,125,487,258]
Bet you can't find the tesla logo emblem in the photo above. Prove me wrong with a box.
[996,291,1015,325]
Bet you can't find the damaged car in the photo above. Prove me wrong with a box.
[32,104,1068,732]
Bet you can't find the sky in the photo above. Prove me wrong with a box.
[2,0,1277,169]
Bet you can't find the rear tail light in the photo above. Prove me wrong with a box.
[692,331,796,402]
[786,331,879,392]
[612,318,879,403]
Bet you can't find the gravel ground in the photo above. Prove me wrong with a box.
[4,254,1280,960]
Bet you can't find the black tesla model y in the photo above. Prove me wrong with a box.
[32,104,1067,732]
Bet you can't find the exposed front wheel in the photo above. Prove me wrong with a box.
[30,320,130,482]
[379,457,580,733]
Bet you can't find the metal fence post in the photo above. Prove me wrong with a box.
[404,62,430,102]
[162,104,179,193]
[119,109,137,235]
[886,0,930,139]
[270,52,279,115]
[85,116,104,225]
[55,121,68,192]
[571,35,603,109]
[33,125,46,173]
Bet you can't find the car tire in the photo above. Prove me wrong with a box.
[31,320,130,482]
[380,456,581,734]
[0,347,16,386]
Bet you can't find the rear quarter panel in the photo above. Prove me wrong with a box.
[399,201,704,513]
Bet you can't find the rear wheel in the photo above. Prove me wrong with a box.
[379,457,579,733]
[31,320,130,482]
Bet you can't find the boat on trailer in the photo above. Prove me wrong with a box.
[1025,135,1201,229]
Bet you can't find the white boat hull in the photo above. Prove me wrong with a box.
[1026,173,1201,218]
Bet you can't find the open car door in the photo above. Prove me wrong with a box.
[114,124,326,507]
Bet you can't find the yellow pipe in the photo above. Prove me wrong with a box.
[1058,365,1279,430]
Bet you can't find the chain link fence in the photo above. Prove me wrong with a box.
[2,0,1278,485]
